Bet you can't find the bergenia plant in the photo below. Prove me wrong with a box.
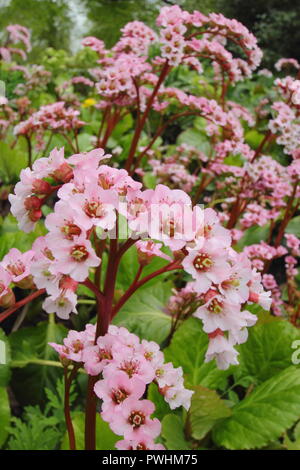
[1,3,300,452]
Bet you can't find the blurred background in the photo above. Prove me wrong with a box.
[0,0,300,67]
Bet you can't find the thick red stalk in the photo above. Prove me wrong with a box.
[125,61,170,173]
[0,289,45,324]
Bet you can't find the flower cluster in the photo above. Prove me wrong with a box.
[50,324,192,450]
[5,145,271,368]
[13,102,85,150]
[0,24,31,62]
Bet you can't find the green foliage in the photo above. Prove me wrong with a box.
[7,406,59,450]
[213,367,300,449]
[61,412,119,450]
[9,319,67,404]
[0,387,10,448]
[188,386,232,441]
[235,319,300,384]
[113,282,172,344]
[0,215,46,259]
[177,128,211,155]
[161,414,191,450]
[164,317,231,389]
[0,328,11,387]
[0,141,28,184]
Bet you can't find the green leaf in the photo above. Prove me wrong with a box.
[0,215,46,258]
[235,320,300,384]
[245,130,265,149]
[115,245,170,293]
[147,383,171,421]
[177,128,210,155]
[143,172,157,189]
[161,414,190,450]
[77,133,93,152]
[113,282,172,344]
[0,328,11,387]
[9,319,67,405]
[189,386,232,440]
[61,412,119,450]
[0,387,10,448]
[213,367,300,449]
[236,223,270,250]
[7,405,59,450]
[164,317,231,389]
[0,141,27,184]
[286,216,300,238]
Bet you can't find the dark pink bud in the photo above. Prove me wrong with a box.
[32,179,52,195]
[248,292,259,303]
[208,328,224,339]
[24,196,42,211]
[53,163,73,183]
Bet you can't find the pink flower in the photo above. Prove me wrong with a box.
[43,290,78,320]
[182,239,231,293]
[136,240,172,264]
[1,248,34,283]
[94,371,146,421]
[195,294,253,334]
[83,334,116,376]
[205,332,239,370]
[68,182,118,231]
[45,200,85,241]
[104,354,155,385]
[116,434,165,450]
[48,235,100,282]
[109,398,161,440]
[163,385,193,411]
[0,266,12,300]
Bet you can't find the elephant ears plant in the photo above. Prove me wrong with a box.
[0,4,300,451]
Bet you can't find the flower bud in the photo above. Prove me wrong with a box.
[24,196,42,211]
[53,163,73,183]
[16,275,36,290]
[32,179,52,195]
[0,288,15,308]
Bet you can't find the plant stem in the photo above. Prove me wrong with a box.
[0,289,45,324]
[25,135,32,169]
[125,61,170,173]
[112,260,181,317]
[64,366,79,450]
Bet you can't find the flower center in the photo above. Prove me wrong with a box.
[61,223,81,240]
[70,245,89,262]
[98,348,113,361]
[129,411,145,428]
[111,387,128,404]
[120,360,139,378]
[208,298,223,314]
[136,443,148,450]
[193,253,213,272]
[7,261,25,277]
[84,200,106,219]
[72,340,83,353]
[222,277,240,289]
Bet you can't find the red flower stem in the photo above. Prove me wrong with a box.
[84,237,119,451]
[96,108,108,148]
[227,131,274,229]
[64,365,79,450]
[133,110,213,172]
[125,60,170,173]
[24,135,32,169]
[0,289,45,324]
[274,179,299,247]
[84,375,98,451]
[111,260,182,318]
